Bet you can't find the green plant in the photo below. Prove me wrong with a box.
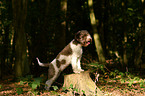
[120,73,145,88]
[140,80,145,88]
[89,62,105,72]
[15,75,43,95]
[62,84,84,95]
[16,87,23,95]
[82,90,85,94]
[52,86,59,91]
[20,76,43,90]
[128,79,134,87]
[31,77,42,89]
[0,84,3,89]
[62,87,67,91]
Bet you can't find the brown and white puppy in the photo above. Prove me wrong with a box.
[36,30,92,90]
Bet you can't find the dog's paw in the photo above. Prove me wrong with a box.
[74,71,80,73]
[73,69,84,73]
[79,69,84,72]
[45,86,50,91]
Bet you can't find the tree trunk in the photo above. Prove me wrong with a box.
[55,0,67,53]
[12,0,29,77]
[134,1,145,68]
[134,41,144,67]
[63,71,96,96]
[122,1,128,68]
[0,7,2,78]
[88,0,106,63]
[43,0,66,55]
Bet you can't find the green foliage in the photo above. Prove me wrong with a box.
[89,62,105,72]
[128,79,134,87]
[0,84,3,89]
[20,81,24,85]
[32,77,42,89]
[121,74,140,87]
[140,80,145,88]
[119,72,125,77]
[62,87,67,91]
[15,75,43,95]
[31,82,38,90]
[62,84,85,95]
[68,84,78,92]
[82,90,85,94]
[109,70,125,79]
[52,86,59,91]
[29,77,42,90]
[69,84,73,89]
[16,87,23,95]
[107,70,145,88]
[19,75,43,90]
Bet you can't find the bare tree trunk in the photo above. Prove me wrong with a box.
[54,0,67,54]
[122,1,128,68]
[44,0,66,55]
[134,1,145,68]
[123,31,128,67]
[60,0,67,43]
[134,40,144,68]
[12,0,29,77]
[55,0,67,53]
[0,7,2,78]
[88,0,105,63]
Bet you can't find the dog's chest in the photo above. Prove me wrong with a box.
[70,42,82,57]
[72,47,82,57]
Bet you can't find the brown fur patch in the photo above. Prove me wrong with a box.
[61,59,66,64]
[56,59,66,68]
[48,64,55,79]
[56,60,61,68]
[56,54,60,59]
[72,40,79,45]
[60,44,72,56]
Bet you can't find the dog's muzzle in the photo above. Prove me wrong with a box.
[83,37,92,47]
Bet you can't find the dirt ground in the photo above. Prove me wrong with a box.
[0,77,145,96]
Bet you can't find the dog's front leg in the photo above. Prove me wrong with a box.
[71,56,84,73]
[77,57,84,72]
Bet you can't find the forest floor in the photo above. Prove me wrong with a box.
[0,75,145,96]
[97,79,145,96]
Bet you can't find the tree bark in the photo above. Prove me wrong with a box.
[88,0,106,63]
[55,0,67,53]
[12,0,29,77]
[63,71,96,96]
[134,1,145,68]
[122,1,128,68]
[0,7,2,78]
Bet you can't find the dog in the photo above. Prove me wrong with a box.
[36,30,92,90]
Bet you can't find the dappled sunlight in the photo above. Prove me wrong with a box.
[1,0,145,95]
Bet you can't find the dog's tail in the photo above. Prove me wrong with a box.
[36,57,49,67]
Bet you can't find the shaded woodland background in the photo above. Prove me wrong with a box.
[0,0,145,79]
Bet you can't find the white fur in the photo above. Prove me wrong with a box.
[70,40,83,73]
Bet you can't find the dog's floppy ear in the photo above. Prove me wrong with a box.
[75,31,81,40]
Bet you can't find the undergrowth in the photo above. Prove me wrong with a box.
[1,62,145,95]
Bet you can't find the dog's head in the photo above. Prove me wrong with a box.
[75,30,92,47]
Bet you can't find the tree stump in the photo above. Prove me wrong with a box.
[63,71,96,96]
